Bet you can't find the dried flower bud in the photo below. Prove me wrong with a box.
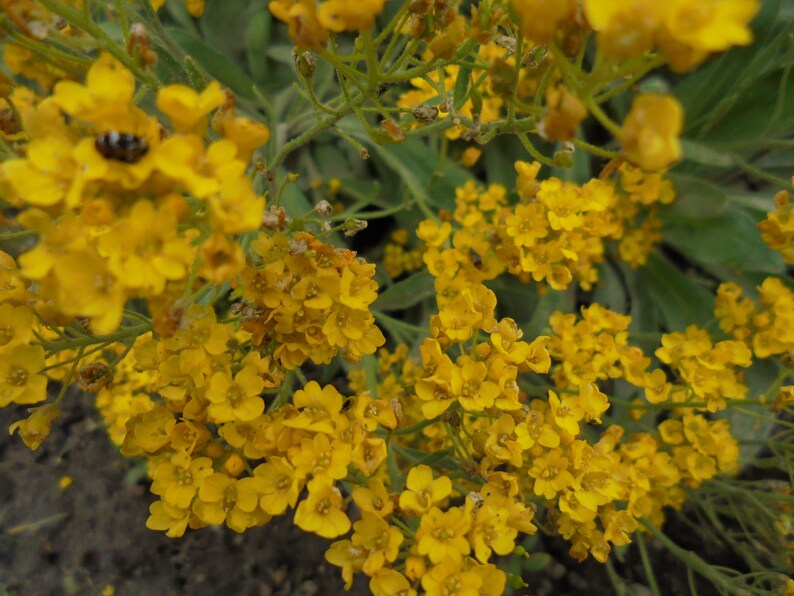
[343,218,368,237]
[289,237,309,255]
[128,23,158,66]
[294,51,317,79]
[412,105,439,123]
[316,200,333,217]
[78,362,112,392]
[380,119,407,143]
[0,107,21,135]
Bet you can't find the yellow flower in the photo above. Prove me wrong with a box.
[252,457,303,515]
[0,344,47,407]
[207,365,265,423]
[618,94,683,171]
[352,478,394,518]
[370,569,417,596]
[469,499,518,563]
[52,53,136,129]
[291,432,352,481]
[151,450,214,508]
[451,358,500,411]
[317,0,387,32]
[193,474,267,532]
[97,200,196,295]
[0,303,34,352]
[54,249,127,334]
[294,479,351,538]
[146,499,191,538]
[421,558,481,596]
[416,502,473,564]
[662,0,758,53]
[325,540,366,589]
[2,133,84,208]
[399,464,452,514]
[529,449,575,500]
[511,0,576,43]
[351,511,403,576]
[9,404,60,450]
[156,81,225,134]
[269,0,329,50]
[218,115,271,162]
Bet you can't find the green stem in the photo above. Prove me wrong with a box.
[37,323,150,352]
[53,346,85,405]
[115,0,131,46]
[517,132,556,167]
[269,371,294,411]
[636,532,662,596]
[0,229,36,241]
[394,415,442,436]
[572,138,620,159]
[639,519,736,593]
[269,92,368,171]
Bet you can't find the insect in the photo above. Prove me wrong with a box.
[469,248,484,269]
[94,131,149,163]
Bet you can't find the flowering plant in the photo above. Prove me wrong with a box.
[1,1,793,594]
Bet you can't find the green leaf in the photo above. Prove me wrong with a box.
[667,174,727,219]
[680,139,734,168]
[719,359,780,462]
[662,205,785,274]
[635,253,714,330]
[371,140,474,212]
[200,0,256,60]
[453,64,471,110]
[167,27,256,98]
[375,271,436,311]
[592,260,629,313]
[524,286,574,338]
[245,11,273,84]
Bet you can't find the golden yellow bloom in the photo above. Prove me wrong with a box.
[253,457,303,515]
[206,365,265,423]
[421,557,481,595]
[618,94,683,171]
[0,344,47,407]
[294,479,351,538]
[351,511,403,576]
[511,0,576,43]
[269,0,329,50]
[370,569,417,596]
[416,503,473,564]
[399,464,452,514]
[317,0,387,32]
[151,450,214,509]
[156,82,225,135]
[9,404,60,450]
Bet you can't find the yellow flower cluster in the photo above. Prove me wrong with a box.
[418,161,674,295]
[583,0,759,71]
[382,229,426,279]
[268,0,387,49]
[0,55,269,334]
[716,277,794,359]
[550,303,752,413]
[0,257,46,411]
[334,289,741,576]
[758,182,794,264]
[238,231,386,368]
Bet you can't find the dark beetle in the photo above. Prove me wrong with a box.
[94,132,149,163]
